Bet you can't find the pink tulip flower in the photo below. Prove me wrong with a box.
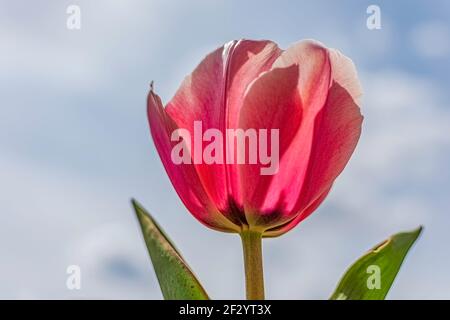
[147,39,362,238]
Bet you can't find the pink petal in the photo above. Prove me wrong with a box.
[291,49,363,217]
[165,40,281,224]
[147,89,239,232]
[263,186,332,237]
[239,40,332,229]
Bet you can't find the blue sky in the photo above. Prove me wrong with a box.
[0,0,449,299]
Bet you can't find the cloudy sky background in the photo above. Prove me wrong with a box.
[0,0,449,299]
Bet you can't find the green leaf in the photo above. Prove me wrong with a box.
[131,199,209,300]
[330,226,423,300]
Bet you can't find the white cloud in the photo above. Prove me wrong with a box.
[65,222,156,299]
[0,153,157,298]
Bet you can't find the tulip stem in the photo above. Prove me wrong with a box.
[240,230,265,300]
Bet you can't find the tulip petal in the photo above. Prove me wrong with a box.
[238,65,303,228]
[263,186,331,237]
[291,49,363,216]
[165,40,281,224]
[147,89,239,232]
[240,40,332,229]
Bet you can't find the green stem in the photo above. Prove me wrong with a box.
[240,230,265,300]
